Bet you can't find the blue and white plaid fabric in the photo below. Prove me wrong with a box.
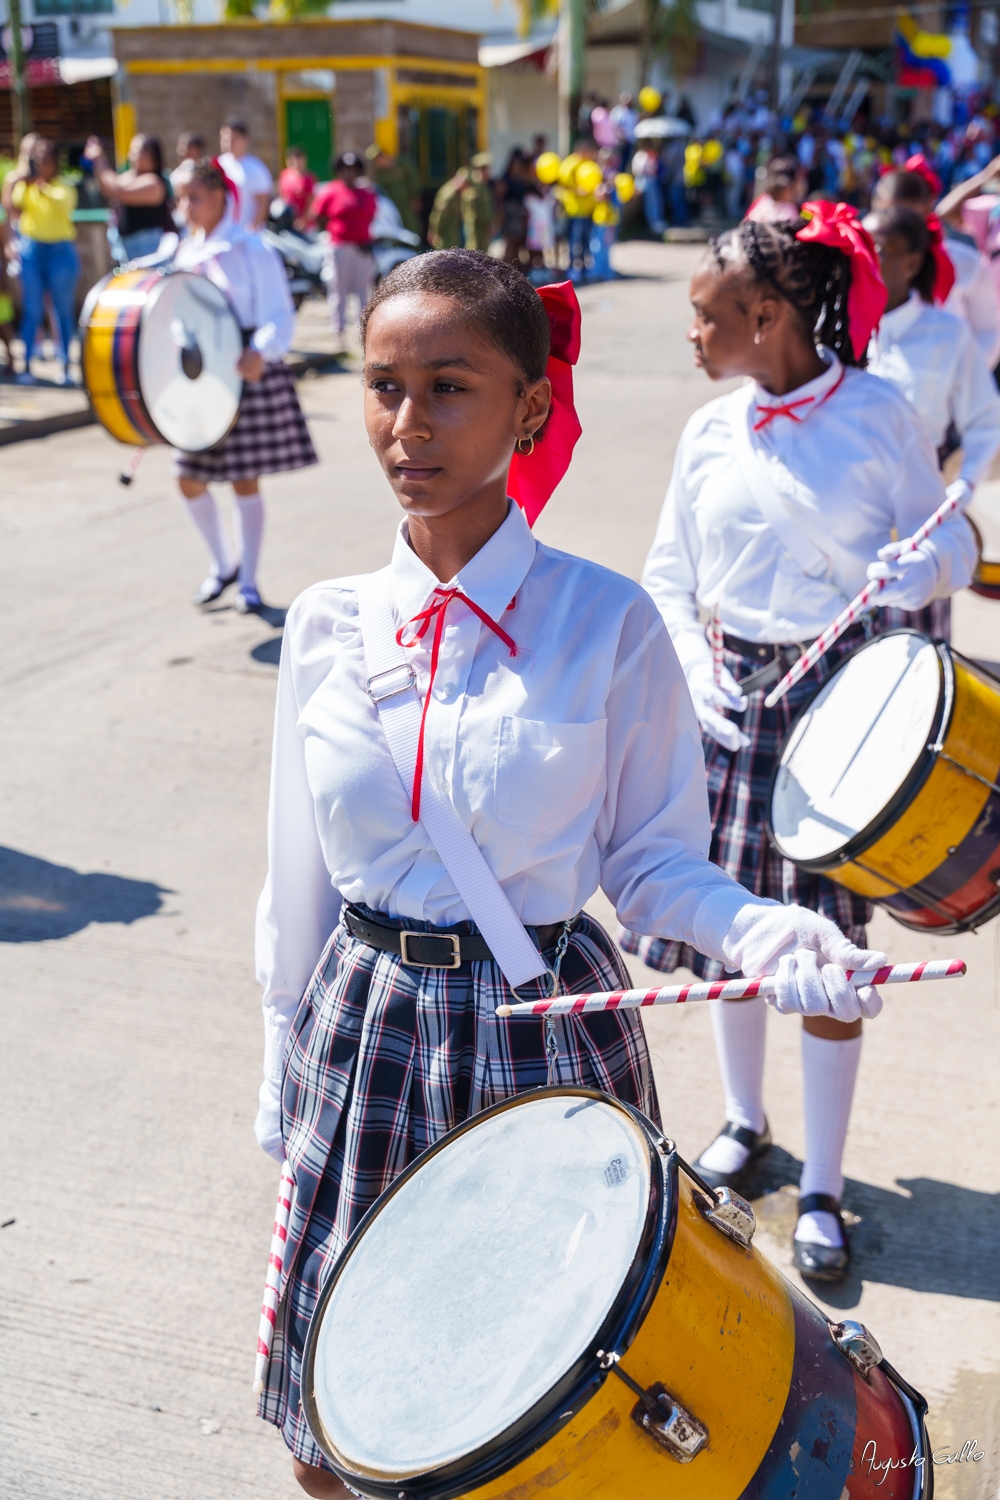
[257,907,658,1469]
[620,629,874,981]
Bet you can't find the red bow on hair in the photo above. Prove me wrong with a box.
[905,152,943,200]
[507,281,583,527]
[924,213,957,303]
[796,200,888,359]
[211,156,241,214]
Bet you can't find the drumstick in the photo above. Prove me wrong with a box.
[495,958,966,1017]
[710,608,724,686]
[762,492,961,708]
[252,1159,294,1395]
[118,446,145,486]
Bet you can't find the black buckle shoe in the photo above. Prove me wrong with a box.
[793,1192,850,1282]
[193,567,238,606]
[693,1118,772,1190]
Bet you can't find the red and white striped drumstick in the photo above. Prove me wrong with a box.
[763,493,961,708]
[252,1159,294,1395]
[710,608,724,686]
[495,959,966,1017]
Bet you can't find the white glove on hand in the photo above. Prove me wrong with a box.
[254,1076,285,1163]
[945,478,974,514]
[722,903,887,1021]
[867,538,939,611]
[687,659,750,752]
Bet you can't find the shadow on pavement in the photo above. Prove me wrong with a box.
[745,1146,1000,1307]
[251,636,283,666]
[0,845,169,942]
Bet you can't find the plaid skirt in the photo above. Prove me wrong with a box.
[878,597,951,642]
[620,629,874,981]
[174,361,317,483]
[257,906,659,1469]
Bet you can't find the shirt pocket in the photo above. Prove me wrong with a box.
[493,716,608,836]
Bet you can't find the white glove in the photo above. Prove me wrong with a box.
[946,478,974,514]
[687,658,750,752]
[722,902,887,1021]
[254,1076,285,1163]
[867,538,940,610]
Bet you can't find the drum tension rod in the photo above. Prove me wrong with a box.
[596,1351,708,1462]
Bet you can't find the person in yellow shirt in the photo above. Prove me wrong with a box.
[1,137,79,385]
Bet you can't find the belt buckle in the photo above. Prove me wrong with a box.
[399,930,462,969]
[367,664,416,703]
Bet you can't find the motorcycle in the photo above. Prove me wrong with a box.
[262,199,327,307]
[370,191,422,281]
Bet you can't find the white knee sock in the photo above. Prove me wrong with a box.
[697,998,767,1175]
[182,491,235,579]
[232,491,264,590]
[796,1029,862,1246]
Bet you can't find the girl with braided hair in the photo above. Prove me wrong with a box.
[623,204,976,1282]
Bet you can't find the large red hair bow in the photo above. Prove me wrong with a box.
[904,152,943,199]
[211,156,241,214]
[796,200,887,359]
[924,213,957,303]
[507,280,582,527]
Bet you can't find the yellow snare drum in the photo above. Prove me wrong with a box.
[770,629,1000,931]
[301,1089,928,1499]
[81,267,243,451]
[968,517,1000,599]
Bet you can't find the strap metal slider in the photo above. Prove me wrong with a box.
[367,664,416,703]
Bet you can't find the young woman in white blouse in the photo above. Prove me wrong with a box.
[252,250,885,1496]
[865,203,1000,638]
[172,160,317,613]
[624,206,976,1284]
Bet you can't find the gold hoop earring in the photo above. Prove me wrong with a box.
[516,433,535,456]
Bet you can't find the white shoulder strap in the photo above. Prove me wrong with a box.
[356,569,548,992]
[731,385,837,585]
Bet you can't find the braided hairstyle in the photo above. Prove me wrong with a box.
[867,206,936,304]
[708,217,860,366]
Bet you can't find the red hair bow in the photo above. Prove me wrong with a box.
[924,213,957,303]
[507,280,582,527]
[211,156,241,214]
[905,152,943,200]
[796,200,887,359]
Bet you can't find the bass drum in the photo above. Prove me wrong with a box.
[301,1088,929,1499]
[81,267,243,452]
[770,628,1000,932]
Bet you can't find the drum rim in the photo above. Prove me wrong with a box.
[300,1086,677,1500]
[766,629,951,876]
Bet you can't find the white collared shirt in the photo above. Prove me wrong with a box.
[868,293,1000,486]
[172,213,294,359]
[642,351,977,667]
[944,231,1000,367]
[217,149,273,229]
[255,502,750,1075]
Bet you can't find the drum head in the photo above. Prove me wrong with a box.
[307,1092,656,1482]
[771,631,943,864]
[137,273,242,451]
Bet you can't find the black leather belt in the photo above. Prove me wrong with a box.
[344,905,571,970]
[721,626,866,693]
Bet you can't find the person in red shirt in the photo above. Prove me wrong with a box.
[306,151,377,349]
[277,146,316,225]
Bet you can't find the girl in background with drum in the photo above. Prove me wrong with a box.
[624,205,976,1282]
[865,204,1000,640]
[172,160,317,612]
[252,249,885,1496]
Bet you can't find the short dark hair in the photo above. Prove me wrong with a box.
[875,169,933,209]
[224,117,249,136]
[360,249,551,388]
[188,157,229,195]
[868,205,936,303]
[708,217,862,366]
[335,151,362,172]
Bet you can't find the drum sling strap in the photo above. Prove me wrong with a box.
[356,569,554,997]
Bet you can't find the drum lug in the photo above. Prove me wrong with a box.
[596,1352,708,1462]
[829,1319,883,1379]
[698,1186,756,1248]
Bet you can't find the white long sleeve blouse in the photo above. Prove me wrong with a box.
[641,351,977,672]
[255,501,752,1083]
[172,213,295,359]
[868,293,1000,487]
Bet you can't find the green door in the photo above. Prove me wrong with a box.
[285,98,333,179]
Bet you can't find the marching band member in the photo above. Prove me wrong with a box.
[252,250,885,1496]
[865,204,1000,638]
[172,159,317,612]
[623,205,976,1283]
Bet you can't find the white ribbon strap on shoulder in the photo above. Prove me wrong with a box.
[356,569,548,992]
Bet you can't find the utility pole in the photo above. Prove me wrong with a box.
[558,0,586,154]
[6,0,32,144]
[769,0,794,114]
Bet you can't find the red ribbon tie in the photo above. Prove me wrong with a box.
[753,394,815,430]
[398,589,517,821]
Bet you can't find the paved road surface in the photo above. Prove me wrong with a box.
[2,243,998,1499]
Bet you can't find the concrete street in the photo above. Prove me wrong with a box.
[1,242,998,1499]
